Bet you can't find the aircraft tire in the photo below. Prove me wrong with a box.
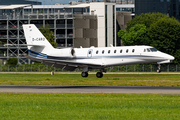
[96,72,103,78]
[81,72,88,77]
[157,70,161,73]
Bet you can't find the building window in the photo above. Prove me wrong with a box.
[120,50,122,53]
[160,0,164,2]
[173,4,176,11]
[102,50,104,54]
[108,50,110,54]
[114,50,116,53]
[105,5,107,47]
[113,5,115,46]
[96,50,98,54]
[167,0,170,2]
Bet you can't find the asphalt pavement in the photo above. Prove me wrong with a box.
[0,85,180,94]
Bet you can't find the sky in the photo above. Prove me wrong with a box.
[33,0,86,5]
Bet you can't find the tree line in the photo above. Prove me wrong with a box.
[118,13,180,64]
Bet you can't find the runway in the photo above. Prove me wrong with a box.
[0,85,180,94]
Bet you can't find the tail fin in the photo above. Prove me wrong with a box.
[23,24,54,54]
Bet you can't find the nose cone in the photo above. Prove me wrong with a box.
[157,52,175,64]
[169,55,175,61]
[167,55,175,60]
[157,53,175,64]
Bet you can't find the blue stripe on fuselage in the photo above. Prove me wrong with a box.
[28,49,47,58]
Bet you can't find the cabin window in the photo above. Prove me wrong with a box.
[114,50,116,53]
[147,48,151,52]
[102,50,104,54]
[132,49,135,53]
[144,49,146,52]
[89,51,91,54]
[96,50,98,54]
[120,50,122,53]
[126,49,129,53]
[108,50,110,54]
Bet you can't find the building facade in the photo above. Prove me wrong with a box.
[0,0,41,5]
[70,0,135,4]
[135,0,180,20]
[0,3,133,64]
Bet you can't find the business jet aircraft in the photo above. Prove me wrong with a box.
[23,24,174,78]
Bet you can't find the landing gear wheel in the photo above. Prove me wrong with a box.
[157,69,161,73]
[96,72,103,78]
[81,72,88,77]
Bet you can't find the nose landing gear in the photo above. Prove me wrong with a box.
[157,64,161,73]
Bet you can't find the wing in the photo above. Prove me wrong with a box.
[26,55,104,71]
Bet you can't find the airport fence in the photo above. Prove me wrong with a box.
[0,64,180,72]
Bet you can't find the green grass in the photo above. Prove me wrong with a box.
[0,93,180,120]
[0,74,180,86]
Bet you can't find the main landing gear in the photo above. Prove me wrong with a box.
[96,72,103,78]
[81,72,88,77]
[157,64,161,73]
[81,71,104,78]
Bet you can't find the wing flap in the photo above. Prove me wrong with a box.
[26,56,77,71]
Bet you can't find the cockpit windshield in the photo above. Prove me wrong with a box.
[144,48,158,52]
[150,48,158,52]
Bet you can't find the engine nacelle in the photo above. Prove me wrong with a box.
[56,48,75,58]
[70,48,75,57]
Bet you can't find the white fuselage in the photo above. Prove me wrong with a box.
[33,45,174,69]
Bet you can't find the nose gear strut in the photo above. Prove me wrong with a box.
[157,64,161,73]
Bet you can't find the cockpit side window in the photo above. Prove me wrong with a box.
[150,48,158,52]
[147,48,151,52]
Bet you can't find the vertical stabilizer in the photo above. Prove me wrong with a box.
[23,24,54,54]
